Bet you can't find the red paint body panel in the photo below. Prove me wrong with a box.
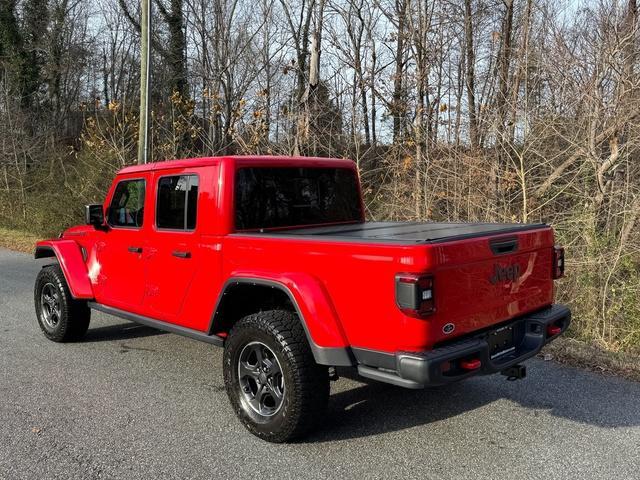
[39,156,560,356]
[222,235,433,350]
[428,229,555,346]
[222,268,350,347]
[89,170,150,312]
[35,240,94,299]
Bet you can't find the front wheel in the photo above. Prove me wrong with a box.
[34,264,90,342]
[223,310,329,443]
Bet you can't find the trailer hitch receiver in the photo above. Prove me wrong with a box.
[501,364,527,381]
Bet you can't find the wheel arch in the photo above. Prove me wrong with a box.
[210,276,354,367]
[34,241,94,299]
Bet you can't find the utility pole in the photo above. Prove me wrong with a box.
[137,0,151,164]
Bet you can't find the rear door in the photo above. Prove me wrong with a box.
[144,170,200,323]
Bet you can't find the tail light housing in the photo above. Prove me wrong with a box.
[395,273,435,317]
[552,246,565,279]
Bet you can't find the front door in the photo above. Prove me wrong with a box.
[95,175,148,311]
[144,171,200,323]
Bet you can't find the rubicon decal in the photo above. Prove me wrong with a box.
[489,263,521,285]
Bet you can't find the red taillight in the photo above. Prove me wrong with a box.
[460,359,482,371]
[395,273,435,317]
[547,325,562,337]
[553,246,565,279]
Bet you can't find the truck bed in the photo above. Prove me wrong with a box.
[237,221,547,244]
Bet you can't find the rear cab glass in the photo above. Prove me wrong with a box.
[235,167,361,230]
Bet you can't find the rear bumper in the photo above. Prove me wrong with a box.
[357,304,571,389]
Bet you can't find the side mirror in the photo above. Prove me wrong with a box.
[85,204,105,228]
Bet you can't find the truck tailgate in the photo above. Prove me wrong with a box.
[431,227,555,345]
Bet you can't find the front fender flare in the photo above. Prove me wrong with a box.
[212,273,355,367]
[34,240,94,299]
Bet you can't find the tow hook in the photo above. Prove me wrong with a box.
[501,364,527,381]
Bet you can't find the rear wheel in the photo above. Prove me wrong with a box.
[34,264,90,342]
[223,310,329,443]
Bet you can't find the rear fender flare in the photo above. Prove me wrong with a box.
[211,274,355,366]
[34,240,94,299]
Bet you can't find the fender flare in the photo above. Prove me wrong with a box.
[34,240,94,299]
[210,274,355,367]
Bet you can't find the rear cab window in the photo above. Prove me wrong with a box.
[107,178,146,228]
[235,167,362,230]
[156,174,199,230]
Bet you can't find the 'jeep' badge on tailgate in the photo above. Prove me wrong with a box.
[490,263,521,285]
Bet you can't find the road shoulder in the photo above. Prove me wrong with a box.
[542,337,640,382]
[0,227,40,253]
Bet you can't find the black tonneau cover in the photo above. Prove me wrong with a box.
[236,221,547,244]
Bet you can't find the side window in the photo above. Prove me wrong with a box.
[107,179,146,228]
[156,175,199,230]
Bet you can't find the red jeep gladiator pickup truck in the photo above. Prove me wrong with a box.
[34,155,570,442]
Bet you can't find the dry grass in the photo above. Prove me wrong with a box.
[541,337,640,383]
[0,227,41,254]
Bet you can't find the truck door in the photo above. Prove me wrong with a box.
[94,174,149,311]
[143,170,201,323]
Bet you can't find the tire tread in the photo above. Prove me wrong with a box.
[34,264,90,342]
[224,309,329,442]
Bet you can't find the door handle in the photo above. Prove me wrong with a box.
[128,246,143,254]
[172,250,191,259]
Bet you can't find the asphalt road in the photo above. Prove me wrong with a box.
[1,247,640,480]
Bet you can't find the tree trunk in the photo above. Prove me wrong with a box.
[295,0,325,155]
[391,0,407,143]
[463,0,479,149]
[496,0,514,140]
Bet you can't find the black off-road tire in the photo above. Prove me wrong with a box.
[223,309,329,443]
[34,264,91,342]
